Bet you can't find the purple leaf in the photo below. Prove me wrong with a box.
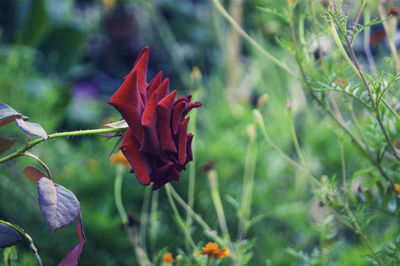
[15,118,48,141]
[24,166,49,184]
[38,178,80,230]
[0,102,22,127]
[0,224,21,248]
[58,214,85,266]
[0,137,17,155]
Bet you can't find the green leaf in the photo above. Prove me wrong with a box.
[3,246,18,266]
[20,0,48,46]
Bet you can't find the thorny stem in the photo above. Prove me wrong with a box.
[0,220,43,266]
[0,127,125,164]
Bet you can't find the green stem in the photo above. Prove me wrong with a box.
[139,187,151,250]
[287,109,308,172]
[206,169,237,263]
[165,184,197,250]
[166,184,223,244]
[0,220,42,266]
[149,190,159,259]
[237,124,257,243]
[114,165,128,225]
[210,0,297,78]
[0,127,125,164]
[114,166,151,266]
[253,110,322,187]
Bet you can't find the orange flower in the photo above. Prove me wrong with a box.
[110,151,130,168]
[194,242,229,259]
[394,184,400,195]
[162,252,175,263]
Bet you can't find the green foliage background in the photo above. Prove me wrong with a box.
[2,0,400,265]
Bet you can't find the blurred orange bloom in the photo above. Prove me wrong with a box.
[394,184,400,195]
[194,242,229,259]
[110,151,130,168]
[162,252,175,263]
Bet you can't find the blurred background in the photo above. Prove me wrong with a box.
[1,0,398,265]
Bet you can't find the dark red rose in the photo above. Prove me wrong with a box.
[109,47,201,190]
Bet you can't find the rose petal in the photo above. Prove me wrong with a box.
[172,101,186,135]
[155,78,170,100]
[109,71,144,142]
[157,90,177,153]
[146,71,162,101]
[150,161,173,181]
[152,166,181,190]
[120,129,150,185]
[140,93,160,154]
[186,133,194,163]
[125,47,148,102]
[177,117,189,165]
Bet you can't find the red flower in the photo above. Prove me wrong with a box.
[109,47,201,190]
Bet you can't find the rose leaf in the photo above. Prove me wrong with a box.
[0,224,21,248]
[15,119,48,141]
[38,178,80,230]
[58,215,85,266]
[0,137,17,155]
[0,103,22,128]
[104,120,128,129]
[23,166,49,184]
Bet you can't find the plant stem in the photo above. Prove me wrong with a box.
[114,165,128,225]
[287,109,308,172]
[166,184,224,244]
[210,0,297,78]
[139,187,151,251]
[206,169,237,264]
[165,184,197,250]
[114,166,151,266]
[253,110,322,187]
[149,190,159,259]
[23,152,52,179]
[0,127,125,164]
[0,220,42,266]
[237,124,257,243]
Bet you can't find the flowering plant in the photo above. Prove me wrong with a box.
[109,47,201,190]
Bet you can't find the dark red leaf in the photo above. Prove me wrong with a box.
[0,137,17,155]
[23,166,48,184]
